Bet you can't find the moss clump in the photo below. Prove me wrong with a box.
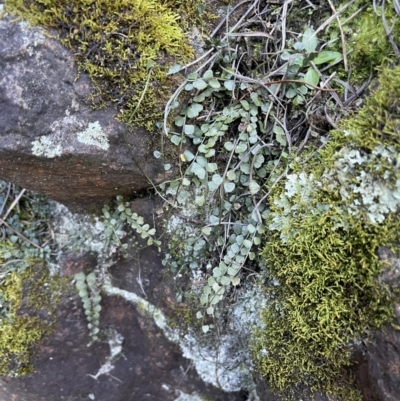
[0,263,64,376]
[252,66,400,400]
[5,0,200,130]
[325,0,400,82]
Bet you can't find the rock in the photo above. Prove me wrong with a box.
[0,291,243,401]
[364,310,400,401]
[352,248,400,401]
[0,197,245,401]
[0,7,169,211]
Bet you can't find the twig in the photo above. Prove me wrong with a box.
[175,48,214,73]
[128,66,153,124]
[327,0,348,71]
[341,4,367,26]
[227,31,274,40]
[249,144,272,223]
[252,169,288,219]
[306,0,356,43]
[163,52,219,137]
[1,259,24,270]
[394,0,400,16]
[0,182,11,216]
[296,127,312,156]
[0,188,26,228]
[280,0,294,52]
[0,217,42,249]
[210,0,254,38]
[381,0,400,58]
[342,73,372,106]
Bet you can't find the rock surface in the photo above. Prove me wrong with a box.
[0,6,168,211]
[0,292,244,401]
[0,197,245,401]
[353,248,400,401]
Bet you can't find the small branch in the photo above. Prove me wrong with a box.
[327,0,348,71]
[0,217,42,249]
[0,188,26,228]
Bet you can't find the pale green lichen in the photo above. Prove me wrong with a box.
[31,135,62,158]
[174,391,206,401]
[102,273,255,392]
[87,328,123,380]
[76,121,109,150]
[32,119,110,157]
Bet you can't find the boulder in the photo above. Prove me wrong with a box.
[0,7,169,211]
[0,197,245,401]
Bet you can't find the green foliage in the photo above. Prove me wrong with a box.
[325,0,400,82]
[252,66,400,400]
[158,2,400,396]
[160,20,346,325]
[5,0,199,130]
[0,182,65,376]
[159,0,400,390]
[102,195,161,251]
[69,195,161,343]
[162,65,274,320]
[280,27,341,105]
[74,271,102,342]
[0,182,53,271]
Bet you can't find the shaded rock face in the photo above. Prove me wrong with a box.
[0,197,245,401]
[0,294,243,401]
[352,248,400,401]
[0,293,239,401]
[0,8,168,211]
[353,313,400,401]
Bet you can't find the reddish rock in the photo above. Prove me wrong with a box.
[0,9,169,211]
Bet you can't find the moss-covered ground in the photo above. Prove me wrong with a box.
[0,263,64,375]
[4,0,203,131]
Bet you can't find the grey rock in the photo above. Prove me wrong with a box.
[0,9,169,211]
[0,197,244,401]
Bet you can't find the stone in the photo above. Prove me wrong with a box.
[0,6,169,211]
[352,247,400,401]
[0,197,246,401]
[0,199,246,401]
[0,292,244,401]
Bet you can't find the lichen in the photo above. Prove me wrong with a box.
[252,66,400,400]
[31,135,63,158]
[174,392,206,401]
[4,0,201,130]
[76,121,109,150]
[87,328,123,380]
[102,274,255,392]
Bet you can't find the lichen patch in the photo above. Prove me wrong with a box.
[77,121,109,151]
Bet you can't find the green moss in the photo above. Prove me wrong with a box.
[0,263,64,376]
[325,0,400,83]
[252,66,400,400]
[5,0,201,130]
